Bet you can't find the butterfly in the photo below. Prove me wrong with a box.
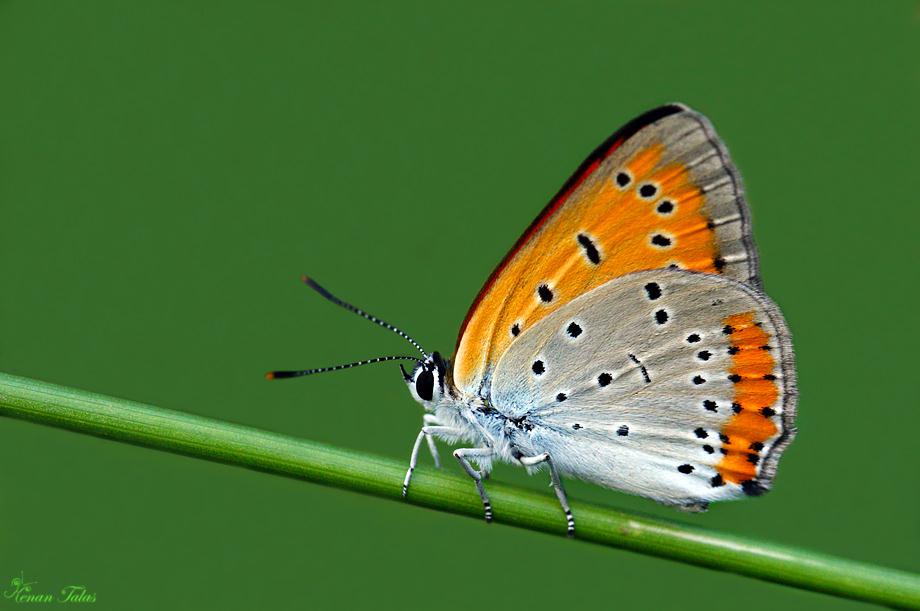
[268,103,797,536]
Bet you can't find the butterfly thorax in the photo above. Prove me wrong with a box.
[405,353,536,465]
[429,396,542,468]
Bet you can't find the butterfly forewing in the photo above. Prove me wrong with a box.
[489,269,796,507]
[454,104,758,396]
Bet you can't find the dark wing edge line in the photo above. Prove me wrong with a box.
[752,287,798,491]
[682,109,762,290]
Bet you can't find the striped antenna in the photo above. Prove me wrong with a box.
[301,276,428,357]
[266,355,422,380]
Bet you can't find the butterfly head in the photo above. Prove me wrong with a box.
[402,351,448,410]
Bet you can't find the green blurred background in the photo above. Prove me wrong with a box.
[1,1,918,609]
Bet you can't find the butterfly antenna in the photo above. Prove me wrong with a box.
[266,355,422,380]
[301,275,428,357]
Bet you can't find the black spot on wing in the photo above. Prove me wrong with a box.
[576,234,601,264]
[638,183,658,199]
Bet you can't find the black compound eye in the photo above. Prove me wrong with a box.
[415,370,434,401]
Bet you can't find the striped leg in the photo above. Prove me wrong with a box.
[519,452,575,537]
[403,424,457,497]
[453,447,494,523]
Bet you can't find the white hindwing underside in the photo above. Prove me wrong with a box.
[489,269,796,506]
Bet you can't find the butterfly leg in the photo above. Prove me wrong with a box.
[453,447,494,523]
[422,413,442,469]
[403,424,458,498]
[519,453,575,537]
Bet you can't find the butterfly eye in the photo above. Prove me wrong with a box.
[415,370,434,401]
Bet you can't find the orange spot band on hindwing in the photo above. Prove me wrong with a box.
[716,312,779,485]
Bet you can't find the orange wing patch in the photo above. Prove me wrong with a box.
[592,144,722,276]
[457,143,721,391]
[715,312,780,487]
[453,105,757,395]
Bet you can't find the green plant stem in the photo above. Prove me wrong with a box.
[1,372,917,609]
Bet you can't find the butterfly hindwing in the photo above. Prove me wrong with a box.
[489,269,796,506]
[454,104,758,396]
